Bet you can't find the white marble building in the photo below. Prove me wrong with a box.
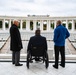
[0,15,76,33]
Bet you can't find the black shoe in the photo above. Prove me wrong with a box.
[60,64,65,68]
[12,62,15,64]
[15,64,23,66]
[29,60,33,63]
[53,65,58,69]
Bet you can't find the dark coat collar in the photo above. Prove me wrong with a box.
[12,24,18,27]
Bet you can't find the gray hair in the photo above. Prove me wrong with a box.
[13,19,19,24]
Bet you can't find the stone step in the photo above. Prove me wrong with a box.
[0,54,76,60]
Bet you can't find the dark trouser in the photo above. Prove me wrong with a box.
[54,45,65,67]
[12,51,20,65]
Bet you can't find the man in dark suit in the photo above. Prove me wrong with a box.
[27,29,47,61]
[53,20,70,69]
[10,20,23,66]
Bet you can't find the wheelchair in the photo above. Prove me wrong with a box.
[26,45,49,69]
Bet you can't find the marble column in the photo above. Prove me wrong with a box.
[72,20,75,31]
[54,20,56,29]
[26,20,30,31]
[20,20,22,30]
[3,19,5,30]
[33,20,36,31]
[47,20,50,31]
[40,20,43,31]
[66,20,68,29]
[9,19,11,29]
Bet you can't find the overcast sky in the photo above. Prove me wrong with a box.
[0,0,76,16]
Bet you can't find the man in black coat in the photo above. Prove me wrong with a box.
[27,29,47,61]
[10,20,23,66]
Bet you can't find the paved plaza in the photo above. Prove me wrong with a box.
[0,62,76,75]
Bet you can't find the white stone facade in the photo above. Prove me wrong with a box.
[0,15,76,33]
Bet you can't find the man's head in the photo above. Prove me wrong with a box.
[13,20,19,26]
[35,29,41,36]
[56,20,62,27]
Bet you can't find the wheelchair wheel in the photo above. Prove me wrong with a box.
[27,58,29,69]
[45,52,49,69]
[26,51,30,69]
[43,56,45,63]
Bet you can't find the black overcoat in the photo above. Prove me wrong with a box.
[10,24,23,51]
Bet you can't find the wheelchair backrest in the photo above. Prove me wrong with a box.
[31,44,45,56]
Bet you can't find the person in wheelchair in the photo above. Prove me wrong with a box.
[27,29,47,62]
